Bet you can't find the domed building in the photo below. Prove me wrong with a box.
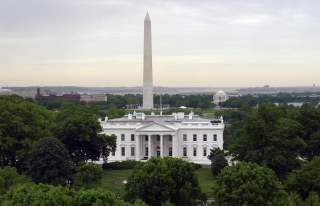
[213,90,229,105]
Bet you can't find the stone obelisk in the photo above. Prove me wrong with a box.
[143,12,153,109]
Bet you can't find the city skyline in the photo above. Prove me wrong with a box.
[1,0,319,87]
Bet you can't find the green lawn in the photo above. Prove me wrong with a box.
[93,168,216,198]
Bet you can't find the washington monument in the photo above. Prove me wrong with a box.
[143,12,153,109]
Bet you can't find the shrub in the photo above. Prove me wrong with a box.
[73,163,103,188]
[103,160,138,170]
[0,166,30,195]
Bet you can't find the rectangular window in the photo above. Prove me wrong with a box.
[157,136,160,141]
[131,134,135,141]
[203,134,207,141]
[121,134,125,141]
[183,134,187,141]
[183,147,187,157]
[193,134,197,141]
[121,147,125,156]
[213,134,217,141]
[131,147,135,156]
[112,150,115,156]
[169,136,172,142]
[145,147,148,157]
[193,147,197,157]
[169,147,172,156]
[203,148,207,157]
[145,136,148,141]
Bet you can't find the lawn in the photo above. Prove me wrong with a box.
[93,168,216,198]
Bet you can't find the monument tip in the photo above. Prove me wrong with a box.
[145,12,150,21]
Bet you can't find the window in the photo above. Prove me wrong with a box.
[131,147,135,156]
[121,147,125,156]
[169,136,172,142]
[157,136,160,141]
[183,134,187,141]
[203,148,207,157]
[169,147,172,156]
[203,134,207,141]
[183,147,187,157]
[112,150,115,156]
[193,147,197,157]
[121,134,125,141]
[131,134,135,141]
[213,134,217,141]
[145,136,149,141]
[193,134,197,141]
[145,147,148,157]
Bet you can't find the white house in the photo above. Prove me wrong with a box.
[101,112,224,165]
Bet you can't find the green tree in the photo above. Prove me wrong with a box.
[0,96,52,169]
[28,137,74,185]
[208,148,228,176]
[212,162,288,206]
[73,163,103,189]
[0,166,29,195]
[125,157,206,206]
[229,104,306,178]
[298,104,320,160]
[286,157,320,199]
[54,104,116,163]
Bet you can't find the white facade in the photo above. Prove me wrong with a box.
[143,12,153,109]
[101,112,224,165]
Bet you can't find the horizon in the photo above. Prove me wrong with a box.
[1,0,320,87]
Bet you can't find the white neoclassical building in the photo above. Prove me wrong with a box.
[101,112,224,165]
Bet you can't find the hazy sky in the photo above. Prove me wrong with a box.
[1,0,319,87]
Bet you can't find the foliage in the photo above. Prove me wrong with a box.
[0,95,52,169]
[73,163,103,189]
[0,166,30,195]
[286,157,320,199]
[229,104,306,178]
[54,104,116,163]
[0,183,146,206]
[125,157,206,206]
[297,104,320,160]
[288,192,320,206]
[103,160,139,170]
[212,162,288,206]
[208,148,228,176]
[27,137,74,185]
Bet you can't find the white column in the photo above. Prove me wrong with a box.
[172,134,178,157]
[136,135,140,161]
[148,135,152,159]
[160,135,164,157]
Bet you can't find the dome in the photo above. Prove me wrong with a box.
[213,90,228,105]
[215,90,227,97]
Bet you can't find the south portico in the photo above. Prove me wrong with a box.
[135,122,178,160]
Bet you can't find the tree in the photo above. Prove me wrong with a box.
[297,104,320,160]
[229,104,306,178]
[28,137,74,185]
[54,104,116,163]
[73,163,103,189]
[0,166,30,195]
[212,162,288,206]
[286,156,320,199]
[208,148,228,176]
[125,157,206,206]
[0,96,52,169]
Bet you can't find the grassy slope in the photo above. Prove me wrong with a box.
[92,168,216,198]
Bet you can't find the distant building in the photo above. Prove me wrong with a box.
[80,94,107,102]
[35,88,80,102]
[213,90,229,105]
[101,112,224,165]
[0,87,14,96]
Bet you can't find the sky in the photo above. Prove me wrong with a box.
[0,0,319,87]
